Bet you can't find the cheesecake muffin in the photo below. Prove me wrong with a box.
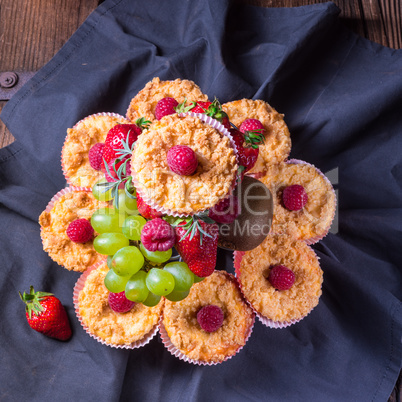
[61,113,129,187]
[74,262,163,348]
[131,114,237,216]
[235,234,323,328]
[39,187,107,272]
[260,160,336,244]
[126,77,209,123]
[160,270,255,365]
[222,99,291,174]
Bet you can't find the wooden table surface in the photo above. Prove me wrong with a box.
[0,0,400,399]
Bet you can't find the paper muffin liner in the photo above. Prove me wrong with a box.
[159,272,255,365]
[40,186,110,273]
[61,112,127,187]
[286,159,337,245]
[73,261,159,349]
[131,112,238,218]
[233,250,320,329]
[43,186,93,213]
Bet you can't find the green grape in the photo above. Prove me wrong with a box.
[117,189,138,215]
[106,255,113,269]
[125,270,149,302]
[142,292,161,307]
[163,262,194,292]
[91,208,125,234]
[164,289,190,302]
[122,215,146,241]
[193,274,205,283]
[146,268,175,296]
[92,178,114,202]
[139,243,172,264]
[93,233,129,255]
[111,246,144,276]
[104,269,130,293]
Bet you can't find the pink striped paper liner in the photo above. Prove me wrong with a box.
[73,261,159,349]
[286,159,337,245]
[131,112,238,217]
[61,112,128,186]
[159,271,255,365]
[40,186,107,272]
[43,186,93,212]
[233,250,318,329]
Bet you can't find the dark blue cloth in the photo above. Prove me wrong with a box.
[1,1,401,400]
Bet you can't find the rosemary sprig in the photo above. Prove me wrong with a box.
[172,212,215,246]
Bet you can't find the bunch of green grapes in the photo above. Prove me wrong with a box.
[91,180,203,306]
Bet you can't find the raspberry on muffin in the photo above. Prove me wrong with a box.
[126,77,208,123]
[161,270,255,364]
[236,233,323,327]
[131,114,237,216]
[222,99,291,174]
[260,160,336,243]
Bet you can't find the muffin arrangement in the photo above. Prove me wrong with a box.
[38,77,336,364]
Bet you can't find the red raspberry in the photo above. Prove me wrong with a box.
[141,218,175,252]
[191,101,212,113]
[136,193,163,219]
[102,124,142,163]
[282,184,308,211]
[268,265,295,290]
[88,143,105,171]
[108,291,135,313]
[66,219,94,243]
[154,97,179,120]
[197,305,224,332]
[208,195,240,224]
[239,118,265,135]
[167,145,198,176]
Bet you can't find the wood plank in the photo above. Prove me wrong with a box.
[0,0,99,146]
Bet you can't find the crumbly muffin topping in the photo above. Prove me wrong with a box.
[61,114,128,187]
[162,271,254,363]
[126,77,208,123]
[39,190,107,272]
[131,114,237,214]
[260,161,336,241]
[239,234,323,322]
[222,99,291,173]
[78,263,163,345]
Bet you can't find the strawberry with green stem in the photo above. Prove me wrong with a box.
[172,212,218,277]
[176,98,231,130]
[97,117,151,209]
[230,126,265,181]
[19,286,72,341]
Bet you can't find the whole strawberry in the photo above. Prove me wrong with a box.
[19,286,72,341]
[174,215,218,277]
[190,99,231,129]
[102,123,142,164]
[230,127,264,175]
[136,192,164,219]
